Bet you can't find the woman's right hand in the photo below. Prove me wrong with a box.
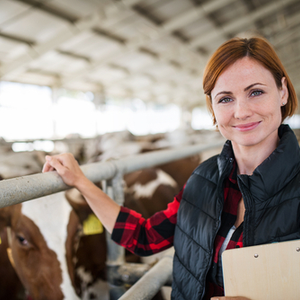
[42,153,87,189]
[43,152,120,234]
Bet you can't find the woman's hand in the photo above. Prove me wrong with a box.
[211,297,251,300]
[43,152,120,234]
[42,153,86,188]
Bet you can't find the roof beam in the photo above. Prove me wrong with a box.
[0,13,101,79]
[0,0,141,79]
[2,0,235,82]
[59,38,200,88]
[0,32,35,46]
[189,0,299,48]
[161,0,236,32]
[13,0,78,22]
[270,12,300,47]
[58,0,237,87]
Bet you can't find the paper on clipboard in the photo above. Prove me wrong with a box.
[222,239,300,300]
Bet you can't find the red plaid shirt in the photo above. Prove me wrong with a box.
[112,162,243,298]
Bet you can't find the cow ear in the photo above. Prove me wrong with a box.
[0,206,12,231]
[65,188,94,224]
[65,189,104,235]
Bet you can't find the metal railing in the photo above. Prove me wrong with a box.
[0,140,224,299]
[119,248,174,300]
[0,141,223,208]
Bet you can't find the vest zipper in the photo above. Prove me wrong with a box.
[237,177,254,247]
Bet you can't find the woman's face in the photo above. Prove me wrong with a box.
[211,57,288,150]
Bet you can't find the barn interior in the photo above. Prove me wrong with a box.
[1,1,300,300]
[1,0,300,148]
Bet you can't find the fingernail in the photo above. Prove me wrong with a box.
[45,156,51,160]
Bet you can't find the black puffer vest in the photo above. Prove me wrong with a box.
[171,125,300,300]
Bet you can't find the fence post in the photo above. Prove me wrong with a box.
[104,171,127,299]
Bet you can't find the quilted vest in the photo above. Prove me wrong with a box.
[171,125,300,300]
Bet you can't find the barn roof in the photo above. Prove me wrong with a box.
[1,0,300,109]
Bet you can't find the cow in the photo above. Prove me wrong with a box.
[124,168,179,219]
[0,132,203,300]
[0,150,46,178]
[0,190,109,300]
[0,228,25,300]
[0,161,189,300]
[0,175,178,300]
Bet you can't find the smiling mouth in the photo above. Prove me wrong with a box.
[233,122,261,131]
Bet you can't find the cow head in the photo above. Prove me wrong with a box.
[0,190,108,300]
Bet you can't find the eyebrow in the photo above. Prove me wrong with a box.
[244,83,266,91]
[214,83,266,98]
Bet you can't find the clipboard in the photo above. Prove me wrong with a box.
[222,239,300,300]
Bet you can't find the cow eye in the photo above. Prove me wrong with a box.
[16,235,29,246]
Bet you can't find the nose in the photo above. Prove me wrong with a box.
[234,99,252,120]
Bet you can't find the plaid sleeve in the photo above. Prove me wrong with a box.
[111,185,185,256]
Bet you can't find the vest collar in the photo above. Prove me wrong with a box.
[219,124,300,200]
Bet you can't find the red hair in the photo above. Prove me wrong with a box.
[203,37,298,125]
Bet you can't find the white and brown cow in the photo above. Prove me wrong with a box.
[0,150,46,178]
[0,191,108,300]
[124,168,179,219]
[0,228,25,300]
[0,142,201,300]
[0,165,187,300]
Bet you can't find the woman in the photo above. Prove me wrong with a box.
[43,36,299,300]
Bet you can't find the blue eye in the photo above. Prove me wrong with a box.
[251,90,263,96]
[219,97,232,103]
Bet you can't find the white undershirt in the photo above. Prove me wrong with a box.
[217,225,236,286]
[219,225,236,260]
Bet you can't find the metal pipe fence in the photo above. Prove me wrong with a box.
[0,141,223,208]
[119,248,174,300]
[0,140,224,299]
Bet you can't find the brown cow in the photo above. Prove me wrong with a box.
[0,146,200,300]
[0,228,25,299]
[0,191,108,300]
[124,168,179,218]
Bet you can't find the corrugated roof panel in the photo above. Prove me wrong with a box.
[145,35,178,54]
[58,31,98,51]
[0,0,28,26]
[59,31,123,61]
[49,0,109,19]
[28,51,66,68]
[28,50,89,75]
[208,0,249,27]
[179,17,219,41]
[87,65,128,84]
[10,71,59,86]
[0,37,29,62]
[0,0,299,106]
[1,9,69,43]
[111,50,157,71]
[135,0,194,23]
[111,15,156,40]
[80,40,122,61]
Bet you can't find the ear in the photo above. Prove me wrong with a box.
[65,189,104,236]
[65,188,92,224]
[280,77,289,105]
[0,206,12,231]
